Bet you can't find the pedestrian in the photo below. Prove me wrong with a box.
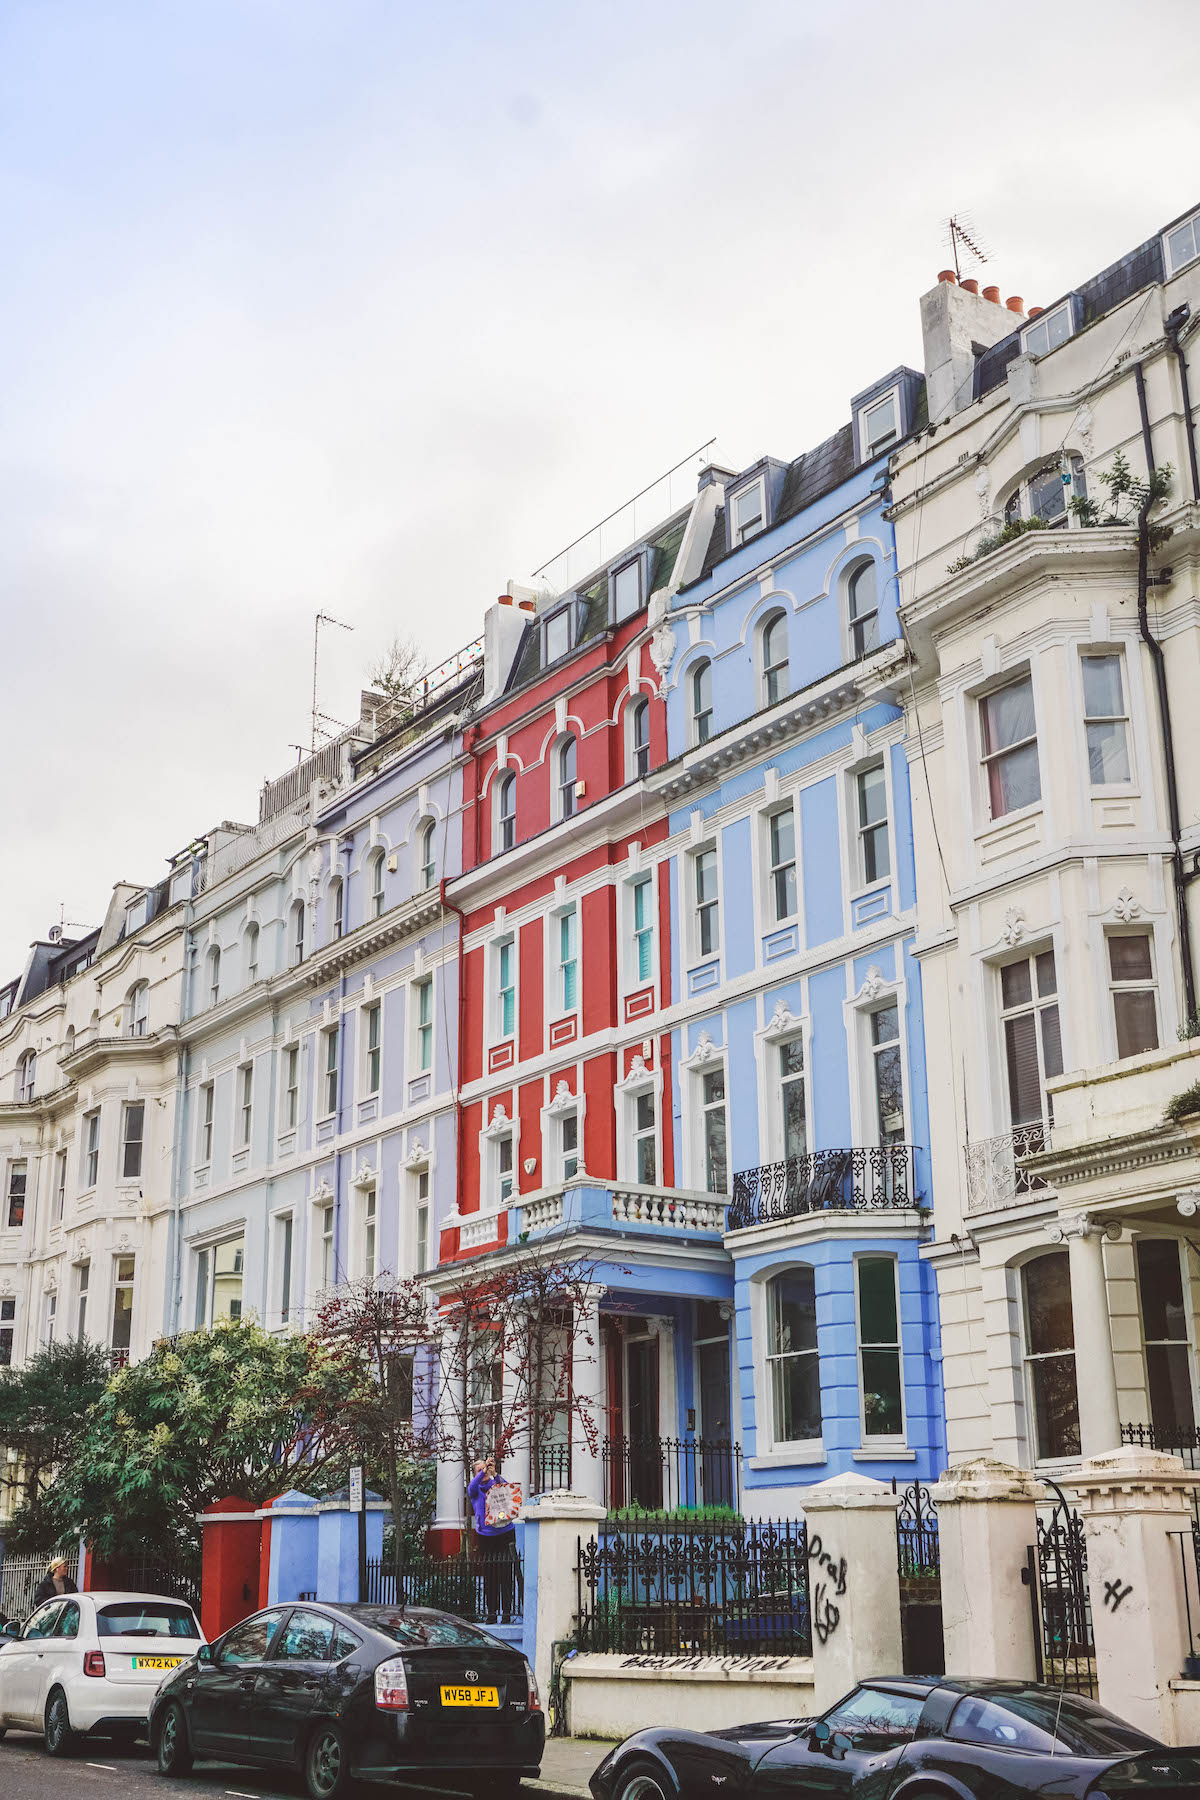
[32,1556,77,1607]
[466,1455,519,1624]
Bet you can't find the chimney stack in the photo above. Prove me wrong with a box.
[921,275,1028,423]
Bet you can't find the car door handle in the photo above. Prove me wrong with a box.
[301,1679,320,1689]
[239,1676,256,1690]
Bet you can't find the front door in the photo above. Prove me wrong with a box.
[698,1338,733,1505]
[190,1609,286,1757]
[626,1337,661,1510]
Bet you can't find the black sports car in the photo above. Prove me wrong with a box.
[589,1676,1200,1800]
[147,1600,543,1800]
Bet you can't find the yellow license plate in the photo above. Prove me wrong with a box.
[440,1685,499,1708]
[131,1656,183,1672]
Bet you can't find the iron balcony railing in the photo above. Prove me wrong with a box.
[1121,1420,1200,1470]
[963,1123,1050,1215]
[603,1436,741,1516]
[727,1144,918,1231]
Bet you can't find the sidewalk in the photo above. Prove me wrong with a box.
[526,1735,618,1799]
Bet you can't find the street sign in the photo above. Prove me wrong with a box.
[349,1464,364,1511]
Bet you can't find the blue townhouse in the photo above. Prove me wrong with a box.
[651,366,947,1514]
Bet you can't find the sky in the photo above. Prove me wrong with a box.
[2,0,1198,971]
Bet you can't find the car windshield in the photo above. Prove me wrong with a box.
[97,1603,201,1640]
[823,1685,924,1746]
[351,1609,493,1648]
[948,1690,1160,1757]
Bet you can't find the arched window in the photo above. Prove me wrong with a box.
[126,982,149,1037]
[557,736,577,821]
[368,849,386,919]
[289,900,306,968]
[243,921,260,983]
[630,699,650,780]
[16,1050,36,1103]
[495,772,516,854]
[848,562,880,659]
[1021,1252,1079,1461]
[761,611,789,708]
[418,820,436,891]
[691,660,713,745]
[329,877,344,941]
[765,1268,821,1445]
[205,946,221,1009]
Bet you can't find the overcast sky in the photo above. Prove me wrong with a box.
[2,0,1197,972]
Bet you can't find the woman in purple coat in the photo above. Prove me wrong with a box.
[467,1455,518,1623]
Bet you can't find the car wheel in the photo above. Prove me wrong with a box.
[305,1721,357,1800]
[44,1689,82,1758]
[613,1764,669,1800]
[156,1701,194,1777]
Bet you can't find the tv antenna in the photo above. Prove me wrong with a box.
[944,214,990,280]
[311,611,354,754]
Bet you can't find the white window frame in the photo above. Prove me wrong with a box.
[363,1001,382,1096]
[611,556,642,622]
[691,844,720,962]
[1021,301,1073,359]
[1003,454,1087,530]
[83,1109,101,1188]
[754,999,811,1165]
[321,1025,339,1119]
[42,1288,57,1347]
[1165,209,1200,276]
[312,1194,336,1294]
[690,659,713,746]
[1106,929,1161,1061]
[54,1148,68,1223]
[411,1163,431,1275]
[110,1253,135,1353]
[551,904,579,1017]
[120,1099,145,1180]
[1080,650,1133,788]
[125,893,148,934]
[689,1055,729,1195]
[996,947,1062,1134]
[623,870,656,993]
[243,921,260,983]
[74,1261,89,1340]
[859,386,900,459]
[196,1084,213,1168]
[193,1230,247,1330]
[329,877,345,941]
[480,1106,518,1211]
[283,1043,300,1131]
[290,900,306,967]
[491,935,516,1044]
[977,668,1042,823]
[543,606,572,666]
[418,819,437,892]
[754,1264,823,1457]
[555,735,577,823]
[206,945,221,1009]
[5,1158,28,1230]
[854,1252,906,1447]
[368,849,386,920]
[238,1062,254,1148]
[16,1051,35,1103]
[615,1058,663,1187]
[846,559,881,660]
[628,697,651,782]
[355,1182,378,1281]
[1020,1249,1080,1464]
[760,609,789,709]
[272,1210,295,1327]
[764,803,798,926]
[542,1081,583,1184]
[731,478,766,546]
[494,770,516,854]
[412,976,433,1073]
[1134,1237,1197,1435]
[127,982,149,1037]
[850,758,892,891]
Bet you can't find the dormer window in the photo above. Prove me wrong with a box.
[1022,302,1073,359]
[544,608,572,665]
[860,389,899,459]
[731,481,766,546]
[1165,208,1200,276]
[612,557,642,622]
[125,894,148,934]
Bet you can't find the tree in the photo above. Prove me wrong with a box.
[45,1320,356,1560]
[0,1339,111,1551]
[363,636,430,732]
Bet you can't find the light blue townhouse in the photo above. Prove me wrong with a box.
[650,366,947,1514]
[167,651,481,1347]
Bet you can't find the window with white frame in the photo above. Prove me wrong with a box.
[694,848,719,957]
[0,1298,14,1364]
[1000,950,1063,1130]
[290,900,306,967]
[1004,454,1087,529]
[414,1168,430,1273]
[16,1050,35,1103]
[368,849,386,919]
[558,1107,580,1181]
[42,1289,57,1346]
[556,908,578,1014]
[238,1063,253,1147]
[557,736,577,821]
[1108,933,1159,1058]
[418,820,436,891]
[767,806,797,923]
[197,1084,213,1165]
[360,1186,377,1280]
[701,1066,728,1194]
[321,1026,339,1117]
[414,977,433,1071]
[74,1262,89,1339]
[1081,654,1131,784]
[630,875,654,985]
[54,1149,67,1222]
[856,1255,903,1439]
[330,878,345,940]
[83,1110,101,1187]
[194,1234,245,1329]
[766,1268,820,1444]
[283,1044,299,1130]
[6,1159,27,1229]
[761,610,789,708]
[630,698,650,781]
[731,480,765,546]
[495,1129,514,1206]
[980,673,1041,818]
[364,1002,382,1094]
[1165,208,1200,276]
[544,607,571,665]
[206,945,221,1008]
[1022,302,1073,359]
[317,1202,335,1289]
[855,763,890,885]
[868,1003,905,1144]
[121,1100,145,1179]
[860,388,899,458]
[111,1255,134,1352]
[633,1089,656,1184]
[495,939,516,1041]
[275,1213,294,1325]
[612,557,641,621]
[1022,1251,1079,1460]
[779,1038,808,1161]
[125,893,148,934]
[244,922,260,983]
[1136,1238,1195,1437]
[691,660,713,745]
[847,562,880,659]
[495,771,516,853]
[127,982,149,1037]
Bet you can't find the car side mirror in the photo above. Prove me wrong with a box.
[1,1622,18,1639]
[809,1720,832,1751]
[196,1643,213,1665]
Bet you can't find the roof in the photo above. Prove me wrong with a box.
[683,424,858,591]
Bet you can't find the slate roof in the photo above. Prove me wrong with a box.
[683,422,859,591]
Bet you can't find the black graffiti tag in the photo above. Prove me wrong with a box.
[813,1582,841,1645]
[1103,1578,1132,1612]
[806,1533,848,1597]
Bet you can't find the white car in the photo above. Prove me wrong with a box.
[0,1589,205,1754]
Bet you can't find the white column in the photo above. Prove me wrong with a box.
[1067,1447,1200,1742]
[932,1457,1041,1678]
[801,1473,902,1714]
[571,1289,607,1508]
[1050,1214,1122,1458]
[501,1311,531,1501]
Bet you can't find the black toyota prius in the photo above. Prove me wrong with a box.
[148,1600,543,1800]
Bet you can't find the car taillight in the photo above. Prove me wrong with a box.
[83,1651,106,1678]
[525,1661,541,1713]
[374,1655,408,1712]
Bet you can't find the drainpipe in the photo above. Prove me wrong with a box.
[1165,303,1200,504]
[439,877,469,1216]
[1134,360,1198,1026]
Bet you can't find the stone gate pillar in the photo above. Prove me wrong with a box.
[520,1492,607,1707]
[801,1472,901,1714]
[931,1458,1041,1678]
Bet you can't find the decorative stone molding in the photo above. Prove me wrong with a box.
[1002,908,1026,947]
[403,1142,429,1169]
[649,625,676,679]
[545,1081,576,1118]
[758,999,805,1044]
[1046,1212,1122,1244]
[1113,887,1142,922]
[1178,1193,1200,1218]
[645,1314,676,1340]
[312,1179,334,1204]
[974,465,991,520]
[351,1163,377,1190]
[680,1031,720,1068]
[858,966,887,1002]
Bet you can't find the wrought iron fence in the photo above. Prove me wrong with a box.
[535,1443,572,1493]
[1024,1479,1097,1697]
[728,1145,917,1230]
[0,1549,79,1623]
[894,1479,943,1675]
[120,1553,202,1610]
[963,1124,1049,1215]
[1121,1420,1200,1469]
[576,1517,810,1657]
[364,1547,523,1626]
[603,1437,741,1515]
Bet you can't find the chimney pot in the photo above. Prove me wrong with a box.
[982,285,1001,304]
[498,595,512,606]
[1028,305,1043,318]
[1006,296,1024,314]
[960,278,980,296]
[518,599,536,613]
[937,269,958,285]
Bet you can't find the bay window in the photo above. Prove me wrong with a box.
[1000,951,1062,1132]
[1108,933,1159,1059]
[980,674,1041,818]
[1082,653,1131,784]
[1022,1252,1080,1461]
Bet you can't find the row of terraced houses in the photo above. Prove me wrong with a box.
[4,201,1200,1539]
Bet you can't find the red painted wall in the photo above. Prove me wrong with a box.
[200,1498,262,1641]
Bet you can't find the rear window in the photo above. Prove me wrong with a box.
[948,1690,1159,1757]
[97,1603,200,1640]
[352,1609,492,1649]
